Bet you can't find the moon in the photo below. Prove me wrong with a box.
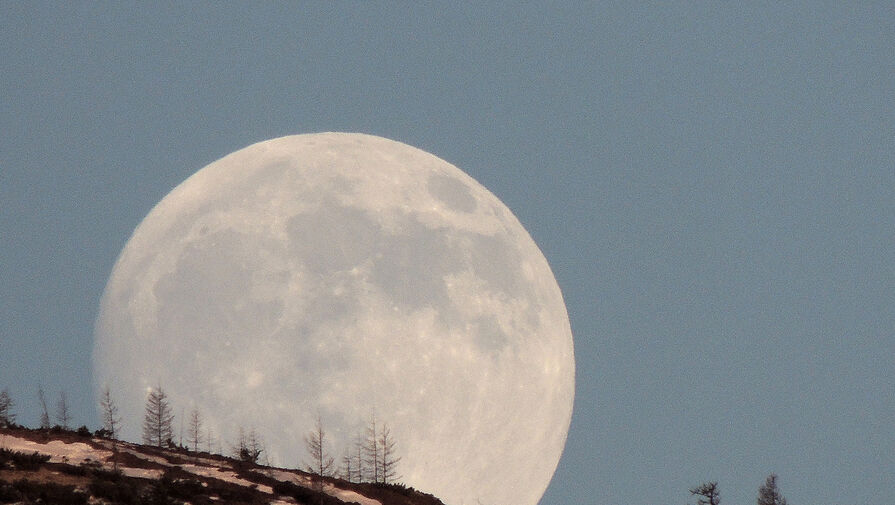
[93,133,574,505]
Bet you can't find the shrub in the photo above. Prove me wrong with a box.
[272,480,345,505]
[12,479,88,505]
[0,448,51,470]
[89,478,138,505]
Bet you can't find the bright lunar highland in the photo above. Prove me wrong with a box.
[94,133,575,505]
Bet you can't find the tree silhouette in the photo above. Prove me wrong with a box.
[37,385,50,429]
[99,385,122,470]
[233,426,264,463]
[305,415,335,478]
[690,481,721,505]
[378,422,401,484]
[187,408,203,453]
[100,385,121,438]
[363,414,381,483]
[757,474,787,505]
[353,431,366,483]
[0,388,15,427]
[142,385,174,447]
[55,391,71,429]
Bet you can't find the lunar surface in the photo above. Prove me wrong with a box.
[94,133,575,505]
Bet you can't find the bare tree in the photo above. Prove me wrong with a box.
[99,385,122,471]
[353,431,366,483]
[206,425,216,454]
[757,474,787,505]
[178,406,184,447]
[305,415,335,478]
[378,422,401,484]
[690,482,721,505]
[0,388,15,428]
[233,426,264,463]
[99,385,121,438]
[187,408,203,452]
[37,385,50,429]
[142,385,174,447]
[55,391,72,429]
[247,428,264,464]
[364,414,382,483]
[340,446,355,483]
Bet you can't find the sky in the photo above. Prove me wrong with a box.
[1,3,893,505]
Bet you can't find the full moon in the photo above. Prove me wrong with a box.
[94,133,575,505]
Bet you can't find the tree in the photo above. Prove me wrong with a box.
[187,408,203,452]
[340,446,355,483]
[352,431,366,483]
[56,391,72,429]
[99,385,121,439]
[206,425,216,454]
[0,388,15,427]
[142,385,174,447]
[378,422,401,484]
[233,426,264,464]
[690,482,721,505]
[757,474,787,505]
[37,385,50,429]
[363,414,381,483]
[305,415,335,478]
[99,385,122,470]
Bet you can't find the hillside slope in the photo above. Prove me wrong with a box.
[0,427,446,505]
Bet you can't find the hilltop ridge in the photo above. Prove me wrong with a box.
[0,426,446,505]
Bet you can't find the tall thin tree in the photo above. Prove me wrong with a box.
[363,414,381,483]
[55,391,72,429]
[37,385,50,429]
[142,385,174,447]
[100,385,122,470]
[305,415,335,479]
[340,446,355,483]
[100,385,121,438]
[206,425,216,454]
[378,422,401,484]
[353,431,366,483]
[187,408,203,453]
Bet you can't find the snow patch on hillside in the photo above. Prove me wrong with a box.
[182,463,273,494]
[0,434,110,465]
[1,433,384,505]
[269,468,382,505]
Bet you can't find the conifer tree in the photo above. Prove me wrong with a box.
[142,385,174,447]
[364,414,381,483]
[305,415,335,478]
[757,474,787,505]
[379,422,401,484]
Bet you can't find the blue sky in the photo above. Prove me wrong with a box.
[1,3,893,505]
